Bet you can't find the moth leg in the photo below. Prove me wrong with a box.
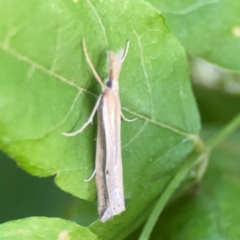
[122,40,130,63]
[84,168,96,182]
[82,38,105,90]
[62,94,102,136]
[121,112,137,122]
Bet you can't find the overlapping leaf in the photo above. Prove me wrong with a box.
[0,217,97,240]
[148,0,240,71]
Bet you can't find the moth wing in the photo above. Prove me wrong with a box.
[96,50,126,222]
[101,88,125,222]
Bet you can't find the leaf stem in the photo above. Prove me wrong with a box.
[139,153,199,240]
[206,112,240,149]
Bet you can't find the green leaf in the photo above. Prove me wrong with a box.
[148,0,240,71]
[0,217,97,240]
[150,127,240,240]
[0,0,200,239]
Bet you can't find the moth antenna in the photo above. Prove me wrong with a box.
[82,38,105,90]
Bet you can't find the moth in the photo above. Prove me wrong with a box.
[63,38,135,222]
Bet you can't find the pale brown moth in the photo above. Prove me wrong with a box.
[62,38,135,222]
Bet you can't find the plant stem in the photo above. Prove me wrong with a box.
[206,112,240,149]
[139,153,199,240]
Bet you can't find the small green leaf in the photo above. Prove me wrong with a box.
[148,0,240,71]
[0,217,97,240]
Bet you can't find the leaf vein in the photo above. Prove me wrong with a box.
[0,43,195,138]
[121,106,191,138]
[50,24,62,71]
[133,30,154,118]
[0,42,95,96]
[164,0,219,15]
[122,121,147,149]
[86,0,108,45]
